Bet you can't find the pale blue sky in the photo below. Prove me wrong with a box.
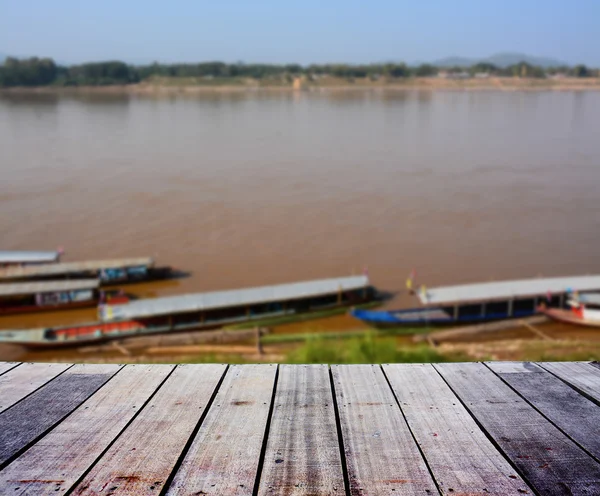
[1,0,598,65]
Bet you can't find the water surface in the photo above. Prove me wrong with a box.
[1,89,599,326]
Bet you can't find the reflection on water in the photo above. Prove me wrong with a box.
[1,89,600,331]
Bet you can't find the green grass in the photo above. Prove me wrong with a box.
[224,301,382,331]
[285,334,472,364]
[261,325,433,345]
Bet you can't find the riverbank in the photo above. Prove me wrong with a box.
[2,76,600,95]
[5,313,600,365]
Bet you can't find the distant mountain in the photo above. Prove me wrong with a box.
[0,53,6,63]
[430,56,475,67]
[433,53,567,68]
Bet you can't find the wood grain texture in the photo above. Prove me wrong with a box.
[0,362,72,413]
[332,364,438,495]
[436,362,600,496]
[487,361,600,461]
[0,362,20,376]
[71,364,225,495]
[166,364,277,496]
[0,364,172,495]
[257,364,345,496]
[384,363,529,495]
[0,363,121,468]
[539,361,600,403]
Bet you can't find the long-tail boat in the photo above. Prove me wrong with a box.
[541,293,600,327]
[0,275,373,348]
[351,274,600,326]
[0,250,62,267]
[0,280,128,315]
[0,257,173,285]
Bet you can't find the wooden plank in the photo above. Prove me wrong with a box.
[487,362,600,461]
[0,364,173,495]
[436,362,600,495]
[0,362,72,413]
[0,362,20,376]
[331,364,438,495]
[384,363,529,495]
[166,364,276,495]
[0,363,121,468]
[70,364,225,495]
[257,364,345,496]
[539,361,600,403]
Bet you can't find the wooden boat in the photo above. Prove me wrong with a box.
[0,250,62,267]
[352,274,600,327]
[0,275,373,348]
[0,280,128,315]
[0,257,173,285]
[540,293,600,328]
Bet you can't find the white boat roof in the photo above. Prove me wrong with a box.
[0,258,154,280]
[0,251,60,264]
[576,293,600,305]
[0,279,99,297]
[101,275,369,321]
[418,275,600,305]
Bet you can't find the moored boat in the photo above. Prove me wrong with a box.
[541,293,600,328]
[0,257,173,285]
[0,250,62,267]
[0,275,374,348]
[0,280,127,315]
[352,274,600,327]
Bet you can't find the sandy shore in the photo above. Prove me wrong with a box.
[2,77,600,95]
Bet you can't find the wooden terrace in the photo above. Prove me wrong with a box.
[0,361,599,494]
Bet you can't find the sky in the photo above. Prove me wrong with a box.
[1,0,599,65]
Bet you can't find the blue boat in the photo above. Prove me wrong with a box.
[351,274,600,327]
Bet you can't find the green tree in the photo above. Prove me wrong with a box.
[571,64,590,77]
[414,64,438,77]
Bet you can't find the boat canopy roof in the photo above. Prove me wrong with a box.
[0,258,153,280]
[100,275,369,321]
[575,293,600,305]
[0,251,60,265]
[0,279,99,297]
[418,275,600,305]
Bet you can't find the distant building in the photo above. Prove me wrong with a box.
[474,72,490,79]
[438,71,470,79]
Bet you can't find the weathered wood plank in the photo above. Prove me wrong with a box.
[257,364,345,496]
[0,363,121,468]
[0,364,172,495]
[332,364,438,495]
[166,364,277,495]
[0,362,72,413]
[487,361,600,461]
[0,362,20,376]
[436,362,600,495]
[70,364,225,495]
[384,363,529,495]
[539,361,600,403]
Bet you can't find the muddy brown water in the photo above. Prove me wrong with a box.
[1,89,600,337]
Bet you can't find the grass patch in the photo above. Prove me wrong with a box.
[262,325,433,344]
[285,334,471,364]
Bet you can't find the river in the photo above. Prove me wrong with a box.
[1,89,599,329]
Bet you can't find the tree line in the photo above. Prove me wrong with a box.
[0,56,597,87]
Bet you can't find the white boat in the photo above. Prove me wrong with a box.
[541,293,600,328]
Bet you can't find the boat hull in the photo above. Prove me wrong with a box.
[541,308,600,328]
[351,307,538,328]
[0,298,98,316]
